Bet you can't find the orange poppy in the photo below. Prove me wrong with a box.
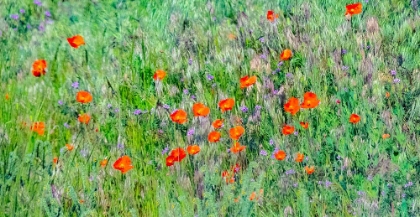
[153,69,166,81]
[208,131,221,143]
[100,159,108,168]
[382,134,390,139]
[250,189,264,201]
[5,93,10,100]
[53,157,58,164]
[218,98,235,112]
[301,92,320,109]
[280,49,293,61]
[229,126,245,140]
[212,119,224,129]
[187,145,200,155]
[67,35,85,48]
[282,125,294,135]
[66,144,74,151]
[349,113,360,124]
[32,59,47,77]
[239,75,257,89]
[230,141,246,153]
[385,92,390,98]
[166,155,175,167]
[266,10,279,22]
[76,91,93,104]
[78,114,91,124]
[345,2,362,16]
[274,150,287,161]
[222,170,229,178]
[249,192,257,201]
[228,33,237,40]
[300,122,309,129]
[192,103,210,117]
[305,166,315,175]
[113,155,134,174]
[284,97,300,115]
[169,147,187,162]
[295,153,304,163]
[31,122,45,136]
[170,109,188,124]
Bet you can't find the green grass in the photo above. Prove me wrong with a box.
[1,0,420,216]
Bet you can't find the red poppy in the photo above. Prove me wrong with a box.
[266,10,279,22]
[113,155,134,174]
[166,155,175,166]
[282,125,294,135]
[212,119,224,129]
[274,150,287,161]
[280,49,293,61]
[67,35,85,48]
[187,145,200,155]
[193,103,210,117]
[218,98,235,112]
[31,122,45,136]
[300,122,309,129]
[76,91,93,104]
[32,59,47,77]
[230,141,246,153]
[349,113,361,124]
[78,114,91,124]
[208,131,221,143]
[301,92,320,109]
[169,148,187,162]
[153,69,166,81]
[240,75,257,89]
[229,126,245,140]
[345,2,362,16]
[170,109,188,124]
[305,166,315,175]
[284,97,300,115]
[100,159,108,168]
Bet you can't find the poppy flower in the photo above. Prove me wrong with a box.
[218,98,235,112]
[305,166,315,175]
[280,49,293,61]
[382,134,390,139]
[32,59,47,77]
[230,141,246,153]
[78,114,91,124]
[345,2,362,16]
[113,155,134,174]
[300,122,309,129]
[153,69,166,81]
[212,119,224,129]
[170,109,188,124]
[208,131,221,143]
[295,153,304,163]
[249,192,257,201]
[5,93,10,100]
[349,113,361,124]
[385,92,390,98]
[187,145,200,155]
[192,103,210,117]
[274,150,286,161]
[100,159,108,168]
[67,35,85,48]
[266,10,279,22]
[53,157,58,164]
[222,170,229,178]
[301,92,320,109]
[166,155,175,167]
[66,144,74,151]
[76,91,93,104]
[169,147,187,162]
[282,125,294,135]
[284,97,300,115]
[31,122,45,136]
[228,33,237,40]
[229,126,245,140]
[232,163,240,173]
[239,75,257,89]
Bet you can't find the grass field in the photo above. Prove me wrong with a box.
[1,0,420,216]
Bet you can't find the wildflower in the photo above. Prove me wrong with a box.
[227,33,237,40]
[285,169,295,175]
[295,153,304,163]
[117,143,124,150]
[32,59,47,77]
[72,81,79,89]
[183,89,189,95]
[382,134,390,139]
[113,155,134,174]
[274,150,286,161]
[260,150,267,156]
[161,146,169,155]
[170,109,188,124]
[65,144,74,151]
[325,180,332,188]
[300,122,309,129]
[78,114,91,124]
[284,97,300,115]
[76,91,93,103]
[230,141,246,153]
[269,139,274,146]
[10,14,19,20]
[192,103,210,117]
[385,92,390,98]
[266,10,279,22]
[218,98,235,112]
[188,58,193,65]
[166,155,175,166]
[162,104,170,109]
[153,69,166,81]
[45,11,51,17]
[58,100,63,105]
[390,70,396,76]
[301,92,320,109]
[212,119,224,129]
[133,109,142,115]
[100,159,108,168]
[67,35,85,48]
[206,74,214,81]
[286,73,293,79]
[53,157,58,164]
[63,123,70,128]
[187,145,200,155]
[187,128,195,137]
[280,49,293,61]
[20,9,25,14]
[305,166,315,175]
[349,113,361,124]
[345,2,362,16]
[208,131,221,143]
[229,126,245,140]
[80,149,88,158]
[393,78,401,84]
[240,106,248,113]
[282,125,294,135]
[169,148,187,162]
[240,75,257,89]
[31,122,45,136]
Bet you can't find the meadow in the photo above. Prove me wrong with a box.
[0,0,420,216]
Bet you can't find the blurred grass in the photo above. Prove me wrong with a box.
[1,0,420,216]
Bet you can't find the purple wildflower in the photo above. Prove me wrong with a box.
[255,105,262,110]
[325,180,332,188]
[259,150,267,156]
[63,123,70,129]
[117,143,124,150]
[188,58,193,65]
[286,73,293,79]
[277,61,284,67]
[20,9,25,14]
[133,109,142,115]
[393,78,401,84]
[367,175,373,181]
[26,24,31,29]
[341,49,347,54]
[161,147,169,155]
[285,169,295,175]
[259,37,265,43]
[187,128,195,137]
[404,181,413,188]
[260,54,267,60]
[240,106,248,113]
[34,0,42,6]
[402,193,406,198]
[191,95,196,100]
[293,183,298,188]
[71,81,79,89]
[342,66,349,71]
[318,181,323,185]
[390,70,396,75]
[269,139,274,146]
[357,191,365,197]
[10,14,19,20]
[206,74,214,81]
[162,104,170,109]
[183,89,189,95]
[45,11,51,17]
[58,100,63,105]
[38,23,45,32]
[107,104,112,109]
[114,108,119,113]
[294,131,298,136]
